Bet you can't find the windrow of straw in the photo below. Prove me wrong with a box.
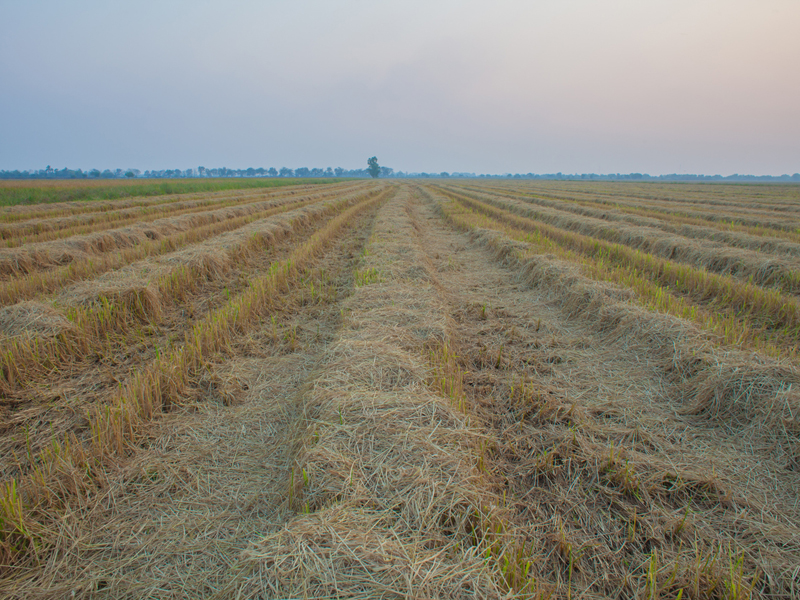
[428,189,800,463]
[455,338,800,598]
[0,182,371,276]
[0,180,364,247]
[0,209,379,596]
[482,180,800,218]
[435,187,800,358]
[0,186,389,485]
[0,185,392,397]
[0,186,391,566]
[436,185,800,295]
[229,188,511,599]
[0,183,385,305]
[471,181,800,241]
[459,182,800,256]
[408,188,800,598]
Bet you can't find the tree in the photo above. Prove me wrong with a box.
[367,156,380,178]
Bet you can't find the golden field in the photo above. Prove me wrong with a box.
[1,180,798,599]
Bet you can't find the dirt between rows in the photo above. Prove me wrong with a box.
[2,183,799,598]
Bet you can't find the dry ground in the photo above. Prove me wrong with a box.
[1,182,798,598]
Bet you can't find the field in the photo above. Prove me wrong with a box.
[0,179,798,598]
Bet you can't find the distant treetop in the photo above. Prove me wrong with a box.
[367,157,381,179]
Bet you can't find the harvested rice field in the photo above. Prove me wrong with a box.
[1,180,799,599]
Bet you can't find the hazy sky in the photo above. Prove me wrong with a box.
[2,1,798,175]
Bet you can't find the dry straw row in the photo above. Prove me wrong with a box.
[0,183,297,242]
[0,180,362,247]
[0,180,328,223]
[437,187,800,358]
[437,185,800,294]
[429,188,800,464]
[0,183,382,305]
[0,182,370,276]
[470,180,800,249]
[0,187,392,565]
[416,183,800,597]
[0,185,387,397]
[228,188,513,598]
[461,181,800,256]
[482,179,800,221]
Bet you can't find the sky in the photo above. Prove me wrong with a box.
[1,0,799,175]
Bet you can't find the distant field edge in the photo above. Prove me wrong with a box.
[0,178,356,207]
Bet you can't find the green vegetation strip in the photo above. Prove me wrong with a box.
[437,193,799,361]
[0,178,350,207]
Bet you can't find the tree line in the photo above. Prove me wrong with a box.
[0,165,387,180]
[1,165,797,182]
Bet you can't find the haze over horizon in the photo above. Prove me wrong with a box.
[2,0,798,176]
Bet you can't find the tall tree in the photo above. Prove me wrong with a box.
[367,156,380,178]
